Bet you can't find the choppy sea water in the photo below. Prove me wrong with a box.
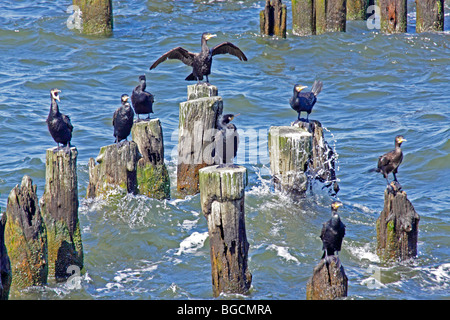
[0,0,449,300]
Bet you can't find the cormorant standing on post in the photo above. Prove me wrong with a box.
[290,80,323,122]
[113,94,134,146]
[46,88,73,153]
[374,135,406,187]
[149,32,248,83]
[131,75,154,121]
[320,201,345,260]
[215,113,240,168]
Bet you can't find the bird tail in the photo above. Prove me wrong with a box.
[185,73,196,81]
[311,80,323,96]
[368,168,380,173]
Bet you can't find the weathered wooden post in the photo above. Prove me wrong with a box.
[347,0,370,20]
[177,84,223,195]
[199,165,252,297]
[39,148,83,281]
[0,214,12,300]
[379,0,407,33]
[131,119,170,200]
[306,256,348,299]
[72,0,113,36]
[260,0,287,38]
[376,185,420,262]
[268,126,312,199]
[292,0,315,36]
[416,0,444,33]
[4,176,47,291]
[87,142,141,198]
[315,0,347,34]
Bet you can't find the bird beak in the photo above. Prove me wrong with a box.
[234,113,240,118]
[400,138,407,143]
[206,34,217,40]
[296,85,308,92]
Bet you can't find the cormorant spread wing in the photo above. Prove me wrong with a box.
[150,47,195,70]
[211,42,248,61]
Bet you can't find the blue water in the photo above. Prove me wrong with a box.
[0,0,449,300]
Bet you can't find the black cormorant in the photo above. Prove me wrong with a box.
[289,80,323,122]
[131,75,154,121]
[375,135,406,185]
[46,88,73,153]
[149,32,247,83]
[113,94,134,145]
[215,113,240,167]
[320,201,345,260]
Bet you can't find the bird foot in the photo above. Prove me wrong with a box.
[388,181,402,194]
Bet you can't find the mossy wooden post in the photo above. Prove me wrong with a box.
[131,119,170,200]
[292,0,315,36]
[260,0,287,38]
[293,120,339,195]
[416,0,444,33]
[199,165,252,297]
[73,0,113,36]
[87,142,141,198]
[376,185,420,262]
[39,148,83,282]
[379,0,407,33]
[316,0,347,34]
[4,176,47,292]
[347,0,370,20]
[1,214,12,300]
[306,256,348,300]
[177,84,223,195]
[268,126,312,199]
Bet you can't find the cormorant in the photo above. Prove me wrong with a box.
[215,113,240,168]
[289,80,323,122]
[131,75,154,121]
[113,94,134,145]
[46,88,73,153]
[320,201,345,260]
[374,135,406,186]
[149,32,248,83]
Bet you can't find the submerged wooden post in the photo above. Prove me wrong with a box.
[199,165,252,297]
[0,214,12,300]
[379,0,407,33]
[268,126,312,199]
[131,119,170,200]
[73,0,113,36]
[306,256,348,300]
[292,0,315,36]
[40,148,83,281]
[376,185,420,262]
[177,84,223,195]
[87,142,141,198]
[347,0,370,20]
[416,0,444,33]
[260,0,287,38]
[4,176,47,291]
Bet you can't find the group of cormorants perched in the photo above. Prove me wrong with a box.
[45,32,407,265]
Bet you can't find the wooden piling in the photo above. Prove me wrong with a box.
[73,0,113,36]
[39,147,83,281]
[306,256,348,300]
[416,0,444,33]
[199,165,252,297]
[0,214,12,300]
[87,142,141,198]
[379,0,407,33]
[260,0,287,38]
[376,185,420,262]
[268,126,312,199]
[131,119,170,200]
[292,0,315,36]
[315,0,347,34]
[347,0,370,20]
[4,176,48,291]
[177,84,223,196]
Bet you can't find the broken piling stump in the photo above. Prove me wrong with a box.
[177,84,223,196]
[4,176,47,292]
[379,0,407,33]
[73,0,113,36]
[131,119,170,200]
[416,0,444,33]
[0,213,12,300]
[268,126,312,199]
[199,165,252,297]
[376,184,420,263]
[39,147,83,281]
[87,141,141,198]
[260,0,287,38]
[306,256,348,300]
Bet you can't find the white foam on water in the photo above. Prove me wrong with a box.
[267,244,300,264]
[175,231,209,256]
